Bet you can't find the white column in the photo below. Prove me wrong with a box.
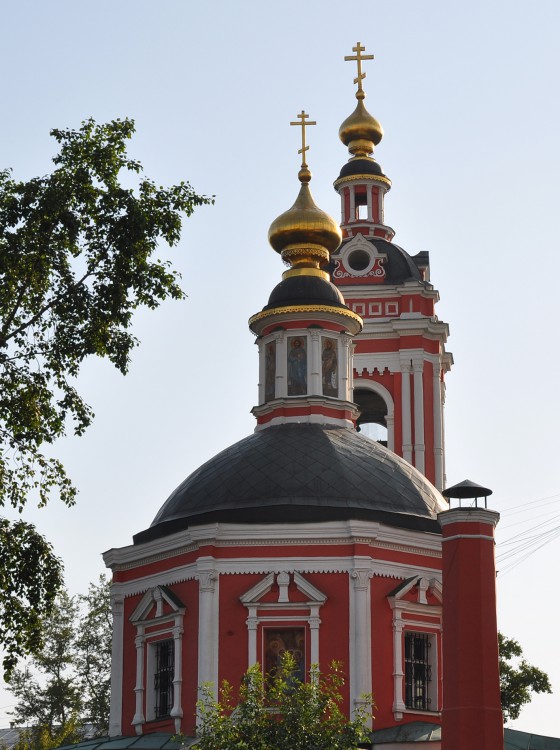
[340,335,352,401]
[257,339,265,405]
[392,617,406,718]
[349,566,373,727]
[108,593,124,737]
[132,628,145,735]
[400,358,412,463]
[197,559,219,698]
[366,184,373,221]
[433,364,444,490]
[275,331,287,397]
[309,331,321,394]
[385,413,395,453]
[349,186,356,222]
[412,357,425,475]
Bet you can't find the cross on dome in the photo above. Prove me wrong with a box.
[290,110,316,172]
[344,42,374,99]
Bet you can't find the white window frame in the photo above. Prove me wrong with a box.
[388,576,442,720]
[129,586,185,735]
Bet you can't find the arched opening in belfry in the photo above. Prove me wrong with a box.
[355,387,388,446]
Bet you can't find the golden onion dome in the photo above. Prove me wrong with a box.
[268,165,342,270]
[339,97,383,158]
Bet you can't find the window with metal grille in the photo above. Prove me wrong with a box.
[154,639,174,719]
[404,632,432,710]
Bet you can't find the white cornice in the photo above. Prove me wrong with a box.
[104,519,442,571]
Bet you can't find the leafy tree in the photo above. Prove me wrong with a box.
[499,632,552,722]
[194,654,373,750]
[0,118,212,675]
[7,576,112,743]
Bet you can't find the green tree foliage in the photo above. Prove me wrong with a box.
[0,118,212,675]
[194,654,373,750]
[499,632,552,722]
[7,576,112,743]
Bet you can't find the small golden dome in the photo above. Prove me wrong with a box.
[339,98,383,158]
[268,175,342,268]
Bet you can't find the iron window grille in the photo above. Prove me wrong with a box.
[154,639,174,719]
[404,632,432,711]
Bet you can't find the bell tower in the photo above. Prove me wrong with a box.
[331,43,452,490]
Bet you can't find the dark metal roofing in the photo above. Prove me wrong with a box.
[504,728,560,750]
[338,157,386,180]
[371,721,441,744]
[55,734,184,749]
[337,237,422,284]
[134,424,447,545]
[264,274,347,310]
[443,479,493,499]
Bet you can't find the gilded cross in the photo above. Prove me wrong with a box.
[290,110,316,167]
[344,42,374,93]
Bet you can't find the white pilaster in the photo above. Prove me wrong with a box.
[392,617,406,718]
[433,365,444,490]
[247,609,258,666]
[257,339,265,405]
[197,558,219,699]
[385,413,395,453]
[309,610,321,665]
[349,186,356,222]
[275,331,287,398]
[171,620,184,733]
[108,593,124,737]
[132,628,145,735]
[349,566,373,727]
[412,357,425,475]
[366,185,373,222]
[400,359,412,463]
[309,331,321,394]
[341,335,352,401]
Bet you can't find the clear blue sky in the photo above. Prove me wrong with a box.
[1,0,559,737]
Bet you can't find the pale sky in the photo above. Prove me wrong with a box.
[1,0,559,738]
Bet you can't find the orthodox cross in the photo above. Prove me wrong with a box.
[344,42,374,94]
[290,110,316,167]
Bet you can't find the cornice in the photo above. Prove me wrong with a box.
[105,520,442,576]
[249,305,363,335]
[333,174,392,189]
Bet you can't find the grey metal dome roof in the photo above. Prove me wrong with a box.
[133,424,447,544]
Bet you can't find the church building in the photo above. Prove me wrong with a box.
[95,44,507,750]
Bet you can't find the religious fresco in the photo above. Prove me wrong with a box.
[287,336,307,395]
[322,337,338,397]
[264,628,305,681]
[264,340,276,402]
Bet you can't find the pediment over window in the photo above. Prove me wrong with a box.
[387,576,442,606]
[129,585,186,624]
[240,571,327,607]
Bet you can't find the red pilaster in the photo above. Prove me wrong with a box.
[438,508,503,750]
